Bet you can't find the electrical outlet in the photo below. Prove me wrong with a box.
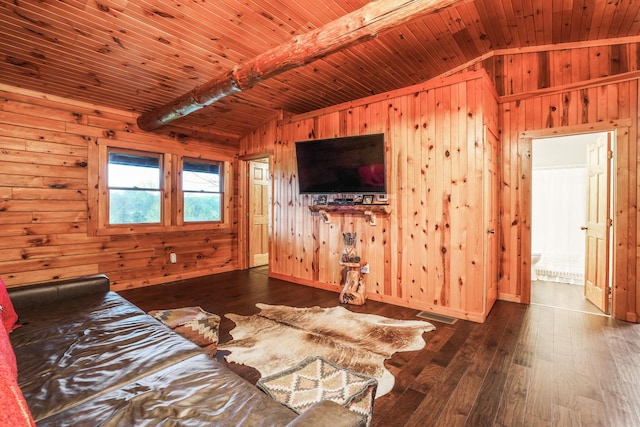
[170,253,177,264]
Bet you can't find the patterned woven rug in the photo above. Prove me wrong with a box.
[148,306,220,356]
[219,303,435,397]
[257,356,377,425]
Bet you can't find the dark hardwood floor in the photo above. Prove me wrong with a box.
[119,268,640,427]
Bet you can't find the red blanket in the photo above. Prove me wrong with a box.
[0,278,18,333]
[0,278,35,426]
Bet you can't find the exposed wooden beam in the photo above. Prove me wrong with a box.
[137,0,467,131]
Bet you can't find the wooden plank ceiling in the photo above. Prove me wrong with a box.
[1,0,639,138]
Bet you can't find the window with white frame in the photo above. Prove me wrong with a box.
[107,150,162,225]
[182,159,223,222]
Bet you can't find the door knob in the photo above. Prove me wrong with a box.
[580,226,588,230]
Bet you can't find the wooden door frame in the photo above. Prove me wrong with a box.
[520,120,630,319]
[238,151,274,270]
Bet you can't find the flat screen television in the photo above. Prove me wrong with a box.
[295,133,386,194]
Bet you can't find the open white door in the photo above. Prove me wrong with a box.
[583,134,611,313]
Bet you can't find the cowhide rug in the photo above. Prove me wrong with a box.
[218,303,435,397]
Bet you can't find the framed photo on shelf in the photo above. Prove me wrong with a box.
[315,194,328,205]
[362,195,374,205]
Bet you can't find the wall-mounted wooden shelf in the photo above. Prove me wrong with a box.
[308,205,391,226]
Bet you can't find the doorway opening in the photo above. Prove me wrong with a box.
[248,158,270,268]
[530,132,613,315]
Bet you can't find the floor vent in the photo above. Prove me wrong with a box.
[416,311,458,325]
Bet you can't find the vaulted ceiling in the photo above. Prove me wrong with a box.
[2,0,639,138]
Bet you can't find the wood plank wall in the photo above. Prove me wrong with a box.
[487,44,640,322]
[0,85,240,291]
[241,41,640,323]
[240,71,500,322]
[2,39,638,322]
